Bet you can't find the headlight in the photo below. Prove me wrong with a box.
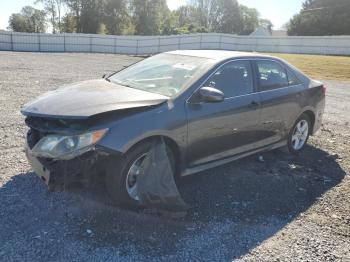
[31,128,108,160]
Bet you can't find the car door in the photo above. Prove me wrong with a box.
[254,59,305,145]
[185,60,264,167]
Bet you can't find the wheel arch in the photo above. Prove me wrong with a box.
[122,135,182,175]
[302,110,316,134]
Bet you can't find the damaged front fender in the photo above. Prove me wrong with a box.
[25,129,113,191]
[26,143,112,191]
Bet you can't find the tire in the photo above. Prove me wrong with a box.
[287,113,311,155]
[105,139,175,208]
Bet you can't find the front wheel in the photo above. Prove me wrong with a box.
[287,114,311,154]
[105,140,175,208]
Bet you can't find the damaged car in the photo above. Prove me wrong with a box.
[22,50,325,208]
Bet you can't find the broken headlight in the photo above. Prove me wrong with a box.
[31,129,108,160]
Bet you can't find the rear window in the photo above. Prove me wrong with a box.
[257,60,289,91]
[287,69,302,86]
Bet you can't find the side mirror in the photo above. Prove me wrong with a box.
[102,74,107,79]
[198,86,225,103]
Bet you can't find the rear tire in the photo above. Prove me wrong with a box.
[105,140,175,208]
[286,113,311,155]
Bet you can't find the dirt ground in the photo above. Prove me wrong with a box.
[0,52,349,261]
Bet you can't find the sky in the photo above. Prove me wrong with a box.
[0,0,303,31]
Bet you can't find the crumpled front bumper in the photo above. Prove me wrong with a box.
[25,139,110,191]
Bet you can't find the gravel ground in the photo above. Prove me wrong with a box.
[0,51,349,262]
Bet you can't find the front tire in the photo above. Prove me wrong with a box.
[105,140,175,208]
[287,113,311,155]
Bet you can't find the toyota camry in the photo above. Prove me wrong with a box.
[22,50,326,207]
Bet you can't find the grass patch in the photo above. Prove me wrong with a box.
[268,53,350,82]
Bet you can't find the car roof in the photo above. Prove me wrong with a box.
[166,50,275,61]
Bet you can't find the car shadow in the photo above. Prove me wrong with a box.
[0,145,345,260]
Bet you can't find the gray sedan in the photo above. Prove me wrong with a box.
[21,50,325,207]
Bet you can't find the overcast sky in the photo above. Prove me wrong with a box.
[0,0,303,31]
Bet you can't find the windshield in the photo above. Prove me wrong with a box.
[108,53,213,97]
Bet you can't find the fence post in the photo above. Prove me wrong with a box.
[157,37,160,53]
[63,34,66,52]
[136,39,139,55]
[38,34,41,52]
[114,37,117,54]
[10,32,14,51]
[178,36,181,50]
[199,33,202,49]
[89,35,92,53]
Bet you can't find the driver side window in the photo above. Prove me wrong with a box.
[204,60,254,98]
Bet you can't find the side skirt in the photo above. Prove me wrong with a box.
[180,140,287,177]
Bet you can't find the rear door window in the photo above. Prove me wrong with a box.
[204,60,254,98]
[287,69,302,86]
[256,60,289,91]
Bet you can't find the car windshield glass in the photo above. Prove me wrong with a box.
[108,53,213,97]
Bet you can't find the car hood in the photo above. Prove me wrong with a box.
[21,79,169,119]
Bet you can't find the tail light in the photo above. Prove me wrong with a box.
[322,85,327,94]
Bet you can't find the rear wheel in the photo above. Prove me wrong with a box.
[287,114,311,154]
[105,140,175,208]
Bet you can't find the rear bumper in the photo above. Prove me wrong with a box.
[312,99,325,134]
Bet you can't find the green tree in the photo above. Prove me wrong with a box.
[80,0,104,33]
[288,0,350,35]
[61,13,77,32]
[259,18,273,34]
[210,0,242,34]
[8,14,28,32]
[175,5,200,28]
[35,0,64,33]
[131,0,169,35]
[162,11,179,35]
[188,0,261,35]
[238,5,259,35]
[64,0,83,32]
[8,6,47,33]
[189,0,215,28]
[103,0,131,35]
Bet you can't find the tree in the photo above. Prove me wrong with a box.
[103,0,131,35]
[187,0,261,35]
[79,0,104,33]
[239,5,259,35]
[61,13,77,32]
[189,0,215,28]
[175,5,200,28]
[238,7,271,35]
[35,0,64,33]
[210,0,242,34]
[8,14,28,32]
[162,11,179,35]
[288,0,350,36]
[64,0,83,32]
[131,0,169,35]
[259,18,273,34]
[8,6,47,33]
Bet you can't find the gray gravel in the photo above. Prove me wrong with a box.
[0,51,349,262]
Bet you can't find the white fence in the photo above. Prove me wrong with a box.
[1,31,350,55]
